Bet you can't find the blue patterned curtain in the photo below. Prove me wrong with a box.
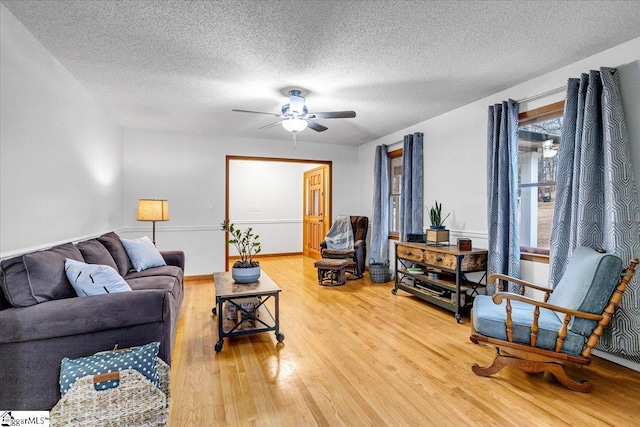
[371,144,389,263]
[550,67,640,362]
[400,133,423,241]
[486,100,520,294]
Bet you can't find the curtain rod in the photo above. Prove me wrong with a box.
[517,85,566,103]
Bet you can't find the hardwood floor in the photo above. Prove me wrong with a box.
[169,255,640,426]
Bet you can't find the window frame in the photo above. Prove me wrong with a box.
[517,100,565,263]
[388,148,403,240]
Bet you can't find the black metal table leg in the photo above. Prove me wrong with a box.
[215,296,224,352]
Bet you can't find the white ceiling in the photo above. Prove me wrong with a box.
[3,0,640,146]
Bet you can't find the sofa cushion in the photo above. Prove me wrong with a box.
[0,243,82,307]
[65,259,132,297]
[60,341,160,396]
[120,236,167,272]
[76,239,118,271]
[24,243,83,304]
[0,290,167,345]
[0,255,28,307]
[97,232,133,276]
[125,265,183,281]
[126,275,180,293]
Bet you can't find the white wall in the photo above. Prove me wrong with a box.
[358,37,640,287]
[0,5,124,257]
[228,160,320,256]
[121,129,360,275]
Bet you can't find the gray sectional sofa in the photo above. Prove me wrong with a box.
[0,231,184,410]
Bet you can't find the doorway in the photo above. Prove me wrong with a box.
[303,165,330,259]
[225,156,332,268]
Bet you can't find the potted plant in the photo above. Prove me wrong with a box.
[221,220,262,283]
[427,201,450,246]
[429,201,450,229]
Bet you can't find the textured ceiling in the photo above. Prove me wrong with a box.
[3,0,640,146]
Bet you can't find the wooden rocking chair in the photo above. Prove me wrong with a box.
[470,246,638,392]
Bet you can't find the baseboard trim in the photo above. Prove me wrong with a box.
[184,253,303,280]
[593,349,640,372]
[229,252,303,260]
[184,274,213,281]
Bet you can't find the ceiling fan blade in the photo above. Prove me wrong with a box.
[307,111,356,119]
[232,109,283,117]
[306,120,328,132]
[259,120,284,130]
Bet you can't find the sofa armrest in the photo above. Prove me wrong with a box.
[161,251,185,270]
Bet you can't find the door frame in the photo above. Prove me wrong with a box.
[225,155,332,270]
[303,164,331,259]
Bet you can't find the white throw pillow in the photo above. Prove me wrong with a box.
[64,259,132,297]
[120,236,167,272]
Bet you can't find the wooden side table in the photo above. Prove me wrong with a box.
[392,242,487,322]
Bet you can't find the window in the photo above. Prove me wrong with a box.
[388,148,403,239]
[517,101,564,256]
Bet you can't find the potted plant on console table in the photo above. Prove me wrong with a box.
[427,201,450,246]
[221,219,262,283]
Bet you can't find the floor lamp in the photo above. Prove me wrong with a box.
[137,199,169,245]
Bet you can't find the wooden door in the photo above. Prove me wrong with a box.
[303,165,330,259]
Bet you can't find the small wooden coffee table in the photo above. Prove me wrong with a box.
[212,271,284,352]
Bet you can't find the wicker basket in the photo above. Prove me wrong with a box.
[50,358,170,427]
[369,258,390,283]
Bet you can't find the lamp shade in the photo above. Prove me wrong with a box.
[282,118,308,132]
[137,199,169,221]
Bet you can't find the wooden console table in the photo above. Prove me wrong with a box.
[392,242,487,322]
[212,271,284,352]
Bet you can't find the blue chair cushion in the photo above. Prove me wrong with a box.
[547,247,622,336]
[472,295,587,355]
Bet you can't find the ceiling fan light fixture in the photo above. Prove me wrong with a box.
[282,118,308,132]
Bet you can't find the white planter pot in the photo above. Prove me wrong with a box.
[232,266,261,284]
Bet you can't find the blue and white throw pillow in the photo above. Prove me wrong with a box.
[59,342,161,395]
[120,236,166,272]
[64,259,131,297]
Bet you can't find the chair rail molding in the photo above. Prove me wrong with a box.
[0,230,118,260]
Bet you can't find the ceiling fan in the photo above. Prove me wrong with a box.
[232,89,356,134]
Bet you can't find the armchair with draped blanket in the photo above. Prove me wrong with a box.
[320,216,368,279]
